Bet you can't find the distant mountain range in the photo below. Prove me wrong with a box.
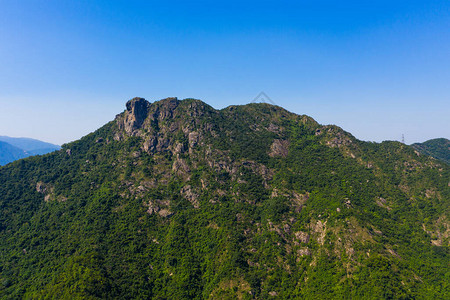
[0,136,60,165]
[412,138,450,165]
[0,141,28,165]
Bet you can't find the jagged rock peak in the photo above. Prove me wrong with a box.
[154,97,179,114]
[126,97,150,112]
[123,97,151,135]
[158,96,178,103]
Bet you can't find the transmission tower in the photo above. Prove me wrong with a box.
[252,92,276,105]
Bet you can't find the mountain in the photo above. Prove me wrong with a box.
[0,141,28,165]
[412,138,450,165]
[0,97,448,299]
[0,135,60,155]
[0,136,60,165]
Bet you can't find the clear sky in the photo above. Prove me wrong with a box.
[0,0,449,145]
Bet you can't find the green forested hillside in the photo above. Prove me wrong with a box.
[0,97,448,299]
[412,138,450,165]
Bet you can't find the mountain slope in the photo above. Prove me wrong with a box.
[0,97,448,299]
[0,136,60,154]
[0,136,60,165]
[412,138,450,164]
[0,141,28,165]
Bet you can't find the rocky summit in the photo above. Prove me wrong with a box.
[0,97,448,299]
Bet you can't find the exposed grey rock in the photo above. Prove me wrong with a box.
[122,97,151,135]
[156,97,178,120]
[145,200,160,215]
[155,138,170,152]
[173,142,185,154]
[188,131,200,148]
[297,248,311,256]
[180,185,199,208]
[267,123,280,133]
[294,231,310,244]
[36,181,47,193]
[143,137,157,153]
[269,139,289,157]
[158,209,173,217]
[172,156,190,176]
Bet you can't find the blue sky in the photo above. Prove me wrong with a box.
[0,0,449,145]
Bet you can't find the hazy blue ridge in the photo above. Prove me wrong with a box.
[0,136,60,166]
[27,147,62,156]
[0,136,60,152]
[0,141,28,165]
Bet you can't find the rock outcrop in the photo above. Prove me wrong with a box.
[122,97,151,135]
[269,139,290,157]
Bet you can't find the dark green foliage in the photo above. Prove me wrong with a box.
[412,138,450,164]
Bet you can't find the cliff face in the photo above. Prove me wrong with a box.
[0,97,448,299]
[122,97,151,135]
